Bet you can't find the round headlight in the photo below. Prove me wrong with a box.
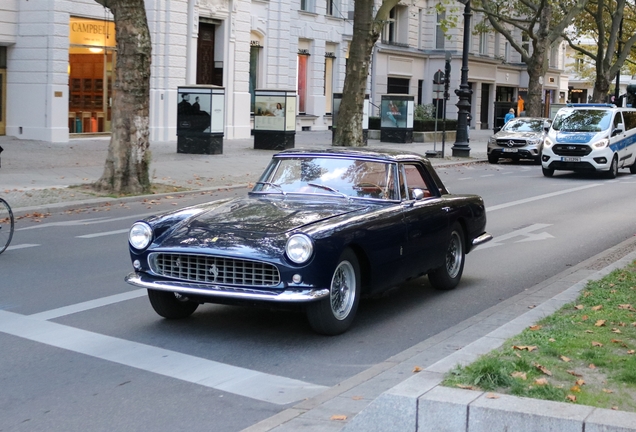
[129,222,153,250]
[286,234,313,264]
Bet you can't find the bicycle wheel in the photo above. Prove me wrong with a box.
[0,198,14,254]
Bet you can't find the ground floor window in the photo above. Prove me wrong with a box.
[68,17,116,134]
[387,77,409,94]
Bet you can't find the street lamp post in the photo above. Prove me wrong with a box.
[452,0,472,157]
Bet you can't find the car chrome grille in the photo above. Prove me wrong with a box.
[552,144,592,157]
[496,139,527,147]
[148,253,281,287]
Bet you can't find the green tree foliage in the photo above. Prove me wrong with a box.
[472,0,589,116]
[562,0,636,102]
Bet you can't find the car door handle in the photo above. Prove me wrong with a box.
[442,206,451,212]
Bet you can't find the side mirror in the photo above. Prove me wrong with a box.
[612,123,625,136]
[493,127,501,133]
[543,120,551,131]
[412,189,424,200]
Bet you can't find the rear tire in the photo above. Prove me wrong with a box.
[630,158,636,174]
[306,249,360,335]
[428,223,465,291]
[147,289,199,319]
[542,167,554,177]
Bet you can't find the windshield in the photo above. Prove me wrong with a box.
[502,118,545,132]
[253,156,399,200]
[551,109,612,132]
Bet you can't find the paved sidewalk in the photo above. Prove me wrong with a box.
[0,129,490,213]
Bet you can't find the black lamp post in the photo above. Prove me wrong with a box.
[452,0,472,157]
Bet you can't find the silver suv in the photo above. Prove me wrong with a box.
[487,117,551,164]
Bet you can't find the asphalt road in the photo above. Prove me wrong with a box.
[1,161,635,431]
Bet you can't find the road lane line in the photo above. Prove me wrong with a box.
[77,229,129,238]
[28,289,148,320]
[487,183,601,212]
[0,310,327,405]
[6,244,40,250]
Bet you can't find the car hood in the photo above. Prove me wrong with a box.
[494,131,543,140]
[152,196,369,249]
[553,131,601,144]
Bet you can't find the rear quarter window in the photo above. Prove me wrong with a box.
[622,111,636,130]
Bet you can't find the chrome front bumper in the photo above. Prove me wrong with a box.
[125,272,329,303]
[472,232,493,249]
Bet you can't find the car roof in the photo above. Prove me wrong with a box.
[273,147,431,164]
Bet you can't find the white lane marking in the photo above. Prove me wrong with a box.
[6,244,40,250]
[479,224,554,250]
[17,211,162,231]
[481,174,495,178]
[487,183,601,212]
[29,289,147,320]
[77,229,129,238]
[0,310,327,405]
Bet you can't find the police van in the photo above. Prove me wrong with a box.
[541,104,636,178]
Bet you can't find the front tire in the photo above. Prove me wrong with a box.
[428,223,465,291]
[630,158,636,174]
[306,249,361,335]
[488,154,499,164]
[542,166,554,177]
[606,156,619,179]
[147,289,199,319]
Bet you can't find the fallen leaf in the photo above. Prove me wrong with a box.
[581,315,589,321]
[575,379,585,386]
[528,305,536,309]
[595,320,606,327]
[567,370,583,377]
[584,291,591,297]
[456,384,476,390]
[592,341,604,347]
[511,371,527,380]
[351,396,364,400]
[534,378,549,385]
[618,304,636,311]
[330,415,347,421]
[486,393,500,399]
[585,330,594,333]
[534,363,552,376]
[567,395,577,402]
[548,338,556,342]
[570,385,581,392]
[591,305,603,311]
[412,366,422,373]
[602,389,614,393]
[529,325,542,331]
[611,339,623,343]
[560,355,571,362]
[513,345,538,352]
[611,328,621,334]
[612,407,618,410]
[589,364,597,369]
[628,350,635,355]
[574,304,584,310]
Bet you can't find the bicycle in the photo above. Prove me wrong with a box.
[0,145,14,254]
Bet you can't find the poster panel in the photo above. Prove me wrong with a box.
[210,93,224,133]
[254,95,287,131]
[285,96,297,131]
[177,91,212,133]
[380,98,408,128]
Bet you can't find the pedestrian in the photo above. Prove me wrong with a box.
[504,108,515,124]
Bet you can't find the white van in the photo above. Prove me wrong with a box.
[541,104,636,178]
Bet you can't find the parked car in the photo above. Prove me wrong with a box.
[487,117,551,164]
[125,148,492,335]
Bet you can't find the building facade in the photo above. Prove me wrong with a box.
[0,0,569,143]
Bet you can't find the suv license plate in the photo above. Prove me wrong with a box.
[561,157,580,162]
[503,148,518,153]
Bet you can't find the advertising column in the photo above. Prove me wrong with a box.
[253,90,296,150]
[177,85,225,154]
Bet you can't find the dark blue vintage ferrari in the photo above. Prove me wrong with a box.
[125,148,492,335]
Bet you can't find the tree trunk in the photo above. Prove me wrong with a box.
[333,0,398,147]
[94,0,152,194]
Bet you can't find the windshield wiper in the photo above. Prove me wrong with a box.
[255,181,286,195]
[307,183,350,199]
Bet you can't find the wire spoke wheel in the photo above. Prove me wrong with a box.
[0,198,14,254]
[445,231,463,279]
[330,261,356,320]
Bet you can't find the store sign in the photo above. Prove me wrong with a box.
[69,18,116,47]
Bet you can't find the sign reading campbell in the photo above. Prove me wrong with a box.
[69,17,116,48]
